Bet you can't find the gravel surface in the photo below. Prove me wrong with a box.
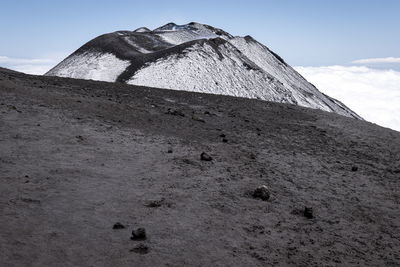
[1,68,399,266]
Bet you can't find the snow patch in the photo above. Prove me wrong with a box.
[128,43,294,102]
[229,37,358,117]
[46,52,130,82]
[123,37,152,54]
[154,23,230,45]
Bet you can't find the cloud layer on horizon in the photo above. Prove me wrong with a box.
[0,56,59,75]
[351,57,400,64]
[295,65,400,132]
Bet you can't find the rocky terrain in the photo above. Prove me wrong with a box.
[1,68,399,266]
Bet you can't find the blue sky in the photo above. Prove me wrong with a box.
[1,0,399,66]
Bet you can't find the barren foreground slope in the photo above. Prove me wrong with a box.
[0,68,399,266]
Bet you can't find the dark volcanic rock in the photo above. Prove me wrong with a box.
[304,207,314,219]
[192,116,205,123]
[131,228,147,240]
[166,109,185,117]
[113,222,125,229]
[130,244,150,254]
[252,185,270,201]
[200,152,213,161]
[145,198,167,208]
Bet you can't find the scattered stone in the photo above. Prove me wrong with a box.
[113,222,125,229]
[219,133,226,138]
[182,158,197,165]
[351,166,358,172]
[21,198,41,204]
[192,116,205,123]
[200,152,213,161]
[131,228,147,240]
[222,138,228,143]
[167,148,173,153]
[76,135,84,141]
[130,244,150,254]
[145,198,166,208]
[252,185,270,201]
[166,109,185,117]
[304,207,314,219]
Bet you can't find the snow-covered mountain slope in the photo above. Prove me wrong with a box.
[46,22,361,119]
[47,51,130,82]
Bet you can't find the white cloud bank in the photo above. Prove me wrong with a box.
[352,57,400,64]
[0,56,59,75]
[295,65,400,132]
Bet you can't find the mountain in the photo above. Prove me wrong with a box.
[46,22,361,119]
[1,68,399,266]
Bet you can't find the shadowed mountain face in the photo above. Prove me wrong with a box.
[1,68,399,266]
[46,22,361,119]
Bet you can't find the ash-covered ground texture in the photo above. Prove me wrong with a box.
[45,22,360,119]
[1,68,399,266]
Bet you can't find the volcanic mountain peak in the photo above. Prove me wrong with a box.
[133,27,151,33]
[46,22,361,119]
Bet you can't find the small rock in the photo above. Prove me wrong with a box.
[192,116,205,123]
[182,158,196,165]
[113,222,125,229]
[252,185,270,201]
[219,133,226,138]
[351,166,358,172]
[21,198,41,204]
[130,244,150,254]
[222,138,228,143]
[167,148,173,153]
[131,228,146,240]
[166,109,185,117]
[145,198,166,208]
[200,152,213,161]
[304,207,314,219]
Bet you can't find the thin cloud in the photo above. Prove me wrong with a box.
[0,56,55,65]
[0,55,60,75]
[295,65,400,132]
[351,57,400,64]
